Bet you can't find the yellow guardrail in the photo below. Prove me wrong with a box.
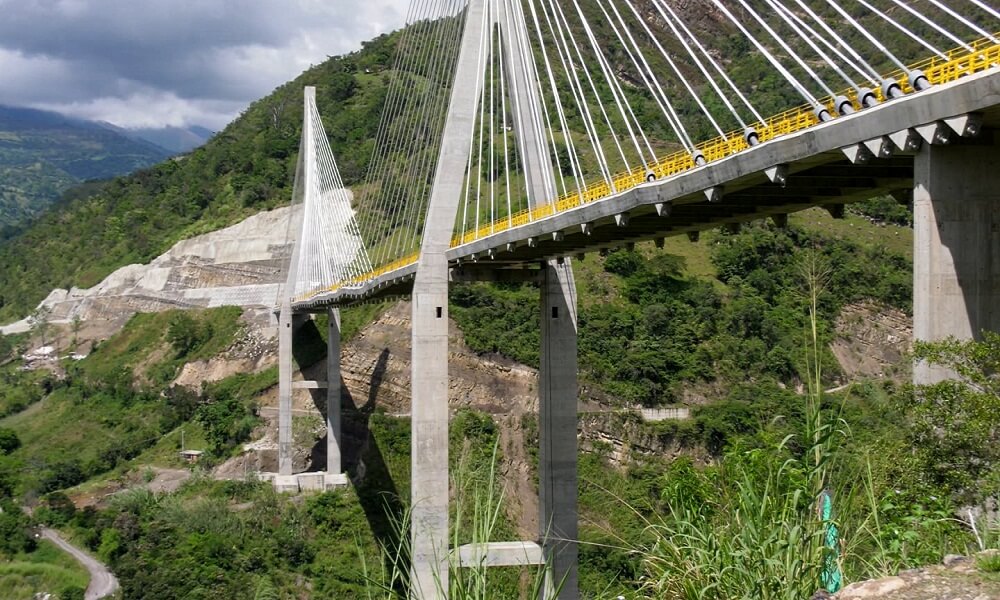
[297,36,1000,303]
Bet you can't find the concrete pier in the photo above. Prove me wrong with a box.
[409,1,486,597]
[502,3,579,594]
[913,132,1000,384]
[539,260,579,599]
[277,305,295,476]
[327,307,342,475]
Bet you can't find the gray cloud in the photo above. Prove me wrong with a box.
[0,0,408,129]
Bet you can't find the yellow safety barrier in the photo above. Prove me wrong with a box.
[300,36,1000,303]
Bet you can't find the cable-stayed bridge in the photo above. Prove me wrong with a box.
[269,1,1000,598]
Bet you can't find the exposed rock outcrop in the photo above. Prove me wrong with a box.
[1,207,293,335]
[832,301,912,382]
[832,551,1000,599]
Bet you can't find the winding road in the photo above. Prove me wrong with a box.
[40,528,119,600]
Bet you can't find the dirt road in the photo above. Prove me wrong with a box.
[40,528,119,600]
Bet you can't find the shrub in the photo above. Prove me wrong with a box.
[0,427,20,454]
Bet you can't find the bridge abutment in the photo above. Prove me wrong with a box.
[914,132,1000,383]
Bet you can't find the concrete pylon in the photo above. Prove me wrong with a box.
[409,0,486,598]
[327,307,342,475]
[499,2,579,596]
[277,88,315,478]
[913,132,1000,384]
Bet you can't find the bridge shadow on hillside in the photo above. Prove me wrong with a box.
[308,348,409,583]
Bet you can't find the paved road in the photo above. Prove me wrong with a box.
[40,528,119,600]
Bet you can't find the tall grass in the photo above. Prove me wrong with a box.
[0,541,89,600]
[631,256,847,599]
[360,439,547,599]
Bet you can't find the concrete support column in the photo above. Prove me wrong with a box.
[411,269,450,598]
[913,133,1000,384]
[409,1,485,598]
[327,307,342,475]
[539,259,579,600]
[278,305,295,476]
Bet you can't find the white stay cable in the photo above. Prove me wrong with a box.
[356,0,435,253]
[500,0,542,210]
[284,135,306,299]
[365,0,451,266]
[764,0,860,90]
[968,0,1000,22]
[604,0,695,152]
[312,104,371,282]
[649,0,750,130]
[461,0,491,240]
[853,0,946,59]
[525,0,585,202]
[779,0,881,85]
[392,0,468,263]
[655,0,765,124]
[712,0,825,111]
[817,0,909,73]
[624,0,729,139]
[733,0,839,99]
[888,0,973,52]
[789,0,882,83]
[540,0,615,190]
[497,10,514,227]
[569,0,654,168]
[926,0,998,43]
[550,0,632,178]
[510,0,561,204]
[489,11,496,233]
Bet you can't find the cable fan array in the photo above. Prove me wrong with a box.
[354,0,470,276]
[451,0,999,249]
[286,89,372,301]
[299,0,999,300]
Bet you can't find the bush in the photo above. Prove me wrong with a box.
[59,586,85,600]
[167,312,210,357]
[40,460,86,493]
[0,499,36,555]
[0,427,20,454]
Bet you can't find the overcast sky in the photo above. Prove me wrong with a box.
[0,0,408,130]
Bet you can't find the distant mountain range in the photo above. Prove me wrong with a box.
[98,121,214,154]
[0,105,212,229]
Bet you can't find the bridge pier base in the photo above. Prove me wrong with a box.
[914,133,1000,384]
[539,260,579,600]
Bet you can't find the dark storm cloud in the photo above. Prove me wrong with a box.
[0,0,407,128]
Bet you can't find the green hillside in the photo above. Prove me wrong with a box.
[0,106,171,230]
[1,6,998,599]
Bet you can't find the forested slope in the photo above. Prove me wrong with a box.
[0,106,171,230]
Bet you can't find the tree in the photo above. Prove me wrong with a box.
[28,305,52,346]
[70,314,82,350]
[0,499,36,555]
